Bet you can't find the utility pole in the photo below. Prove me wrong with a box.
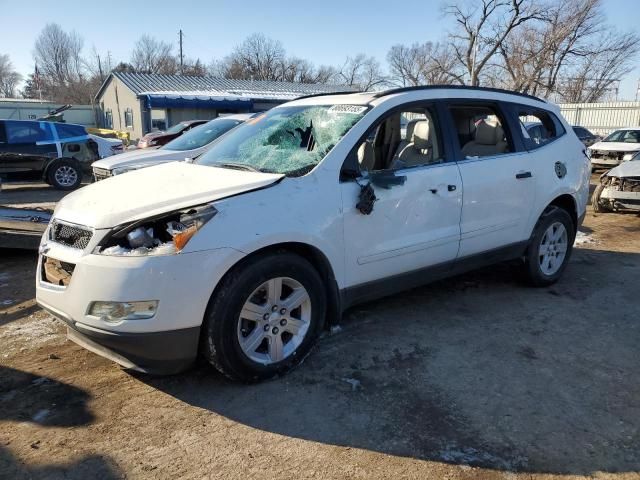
[179,29,184,74]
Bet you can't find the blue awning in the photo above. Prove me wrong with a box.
[142,94,253,110]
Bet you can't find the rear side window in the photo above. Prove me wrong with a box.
[4,121,52,144]
[448,104,513,159]
[55,123,87,139]
[515,107,565,150]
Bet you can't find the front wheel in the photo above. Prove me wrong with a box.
[47,159,82,190]
[202,252,326,382]
[523,207,575,287]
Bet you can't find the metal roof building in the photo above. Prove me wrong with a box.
[95,72,352,141]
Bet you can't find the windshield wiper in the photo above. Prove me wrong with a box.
[215,162,261,173]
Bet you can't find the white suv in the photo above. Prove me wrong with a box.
[36,87,589,381]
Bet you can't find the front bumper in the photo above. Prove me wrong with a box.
[591,158,621,168]
[40,300,199,374]
[36,240,245,373]
[600,187,640,210]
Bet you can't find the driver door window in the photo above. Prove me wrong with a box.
[356,106,444,173]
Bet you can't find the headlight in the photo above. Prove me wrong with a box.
[623,152,639,161]
[97,203,217,256]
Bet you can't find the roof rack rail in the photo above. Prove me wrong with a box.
[294,90,362,101]
[371,85,546,103]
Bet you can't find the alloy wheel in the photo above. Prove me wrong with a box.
[54,166,78,187]
[538,221,568,276]
[237,277,311,365]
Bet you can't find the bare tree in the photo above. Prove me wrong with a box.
[212,33,338,84]
[131,35,177,74]
[444,0,544,86]
[387,42,463,86]
[495,0,639,101]
[0,54,22,97]
[337,54,386,90]
[32,23,99,103]
[221,33,287,81]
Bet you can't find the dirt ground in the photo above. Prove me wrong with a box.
[1,178,639,480]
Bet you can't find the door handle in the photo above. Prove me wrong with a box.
[448,185,456,192]
[429,188,438,194]
[516,171,532,179]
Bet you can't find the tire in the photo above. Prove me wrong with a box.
[592,184,612,213]
[523,207,575,287]
[202,252,326,382]
[47,159,82,190]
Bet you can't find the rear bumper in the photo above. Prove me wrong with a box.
[39,300,199,374]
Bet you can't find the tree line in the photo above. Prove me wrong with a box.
[0,0,637,104]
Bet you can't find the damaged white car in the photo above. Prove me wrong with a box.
[36,86,588,381]
[593,160,640,212]
[588,128,640,170]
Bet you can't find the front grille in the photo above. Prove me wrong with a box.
[590,150,624,161]
[42,256,75,286]
[50,221,92,249]
[93,168,112,181]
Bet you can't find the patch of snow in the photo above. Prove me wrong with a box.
[574,231,595,246]
[2,299,14,305]
[0,315,63,346]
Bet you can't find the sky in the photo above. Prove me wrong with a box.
[1,0,638,99]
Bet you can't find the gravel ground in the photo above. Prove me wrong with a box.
[1,178,639,480]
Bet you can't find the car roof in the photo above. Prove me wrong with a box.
[286,85,551,111]
[213,113,253,122]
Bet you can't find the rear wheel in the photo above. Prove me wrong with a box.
[202,252,326,382]
[47,159,82,190]
[523,207,575,287]
[592,184,612,213]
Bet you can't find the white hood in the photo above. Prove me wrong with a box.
[607,159,640,178]
[588,141,640,153]
[55,162,283,228]
[91,147,193,170]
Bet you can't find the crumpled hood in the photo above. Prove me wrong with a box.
[607,159,640,178]
[91,147,185,170]
[589,141,640,153]
[54,162,284,229]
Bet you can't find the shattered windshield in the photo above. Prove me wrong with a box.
[162,119,241,151]
[603,129,640,143]
[197,105,368,176]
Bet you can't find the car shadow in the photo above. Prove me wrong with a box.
[142,247,640,476]
[0,366,123,479]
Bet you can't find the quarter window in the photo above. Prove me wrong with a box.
[448,105,512,158]
[55,123,87,139]
[516,108,564,150]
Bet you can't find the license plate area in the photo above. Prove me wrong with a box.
[41,256,75,286]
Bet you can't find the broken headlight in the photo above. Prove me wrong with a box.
[97,204,217,256]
